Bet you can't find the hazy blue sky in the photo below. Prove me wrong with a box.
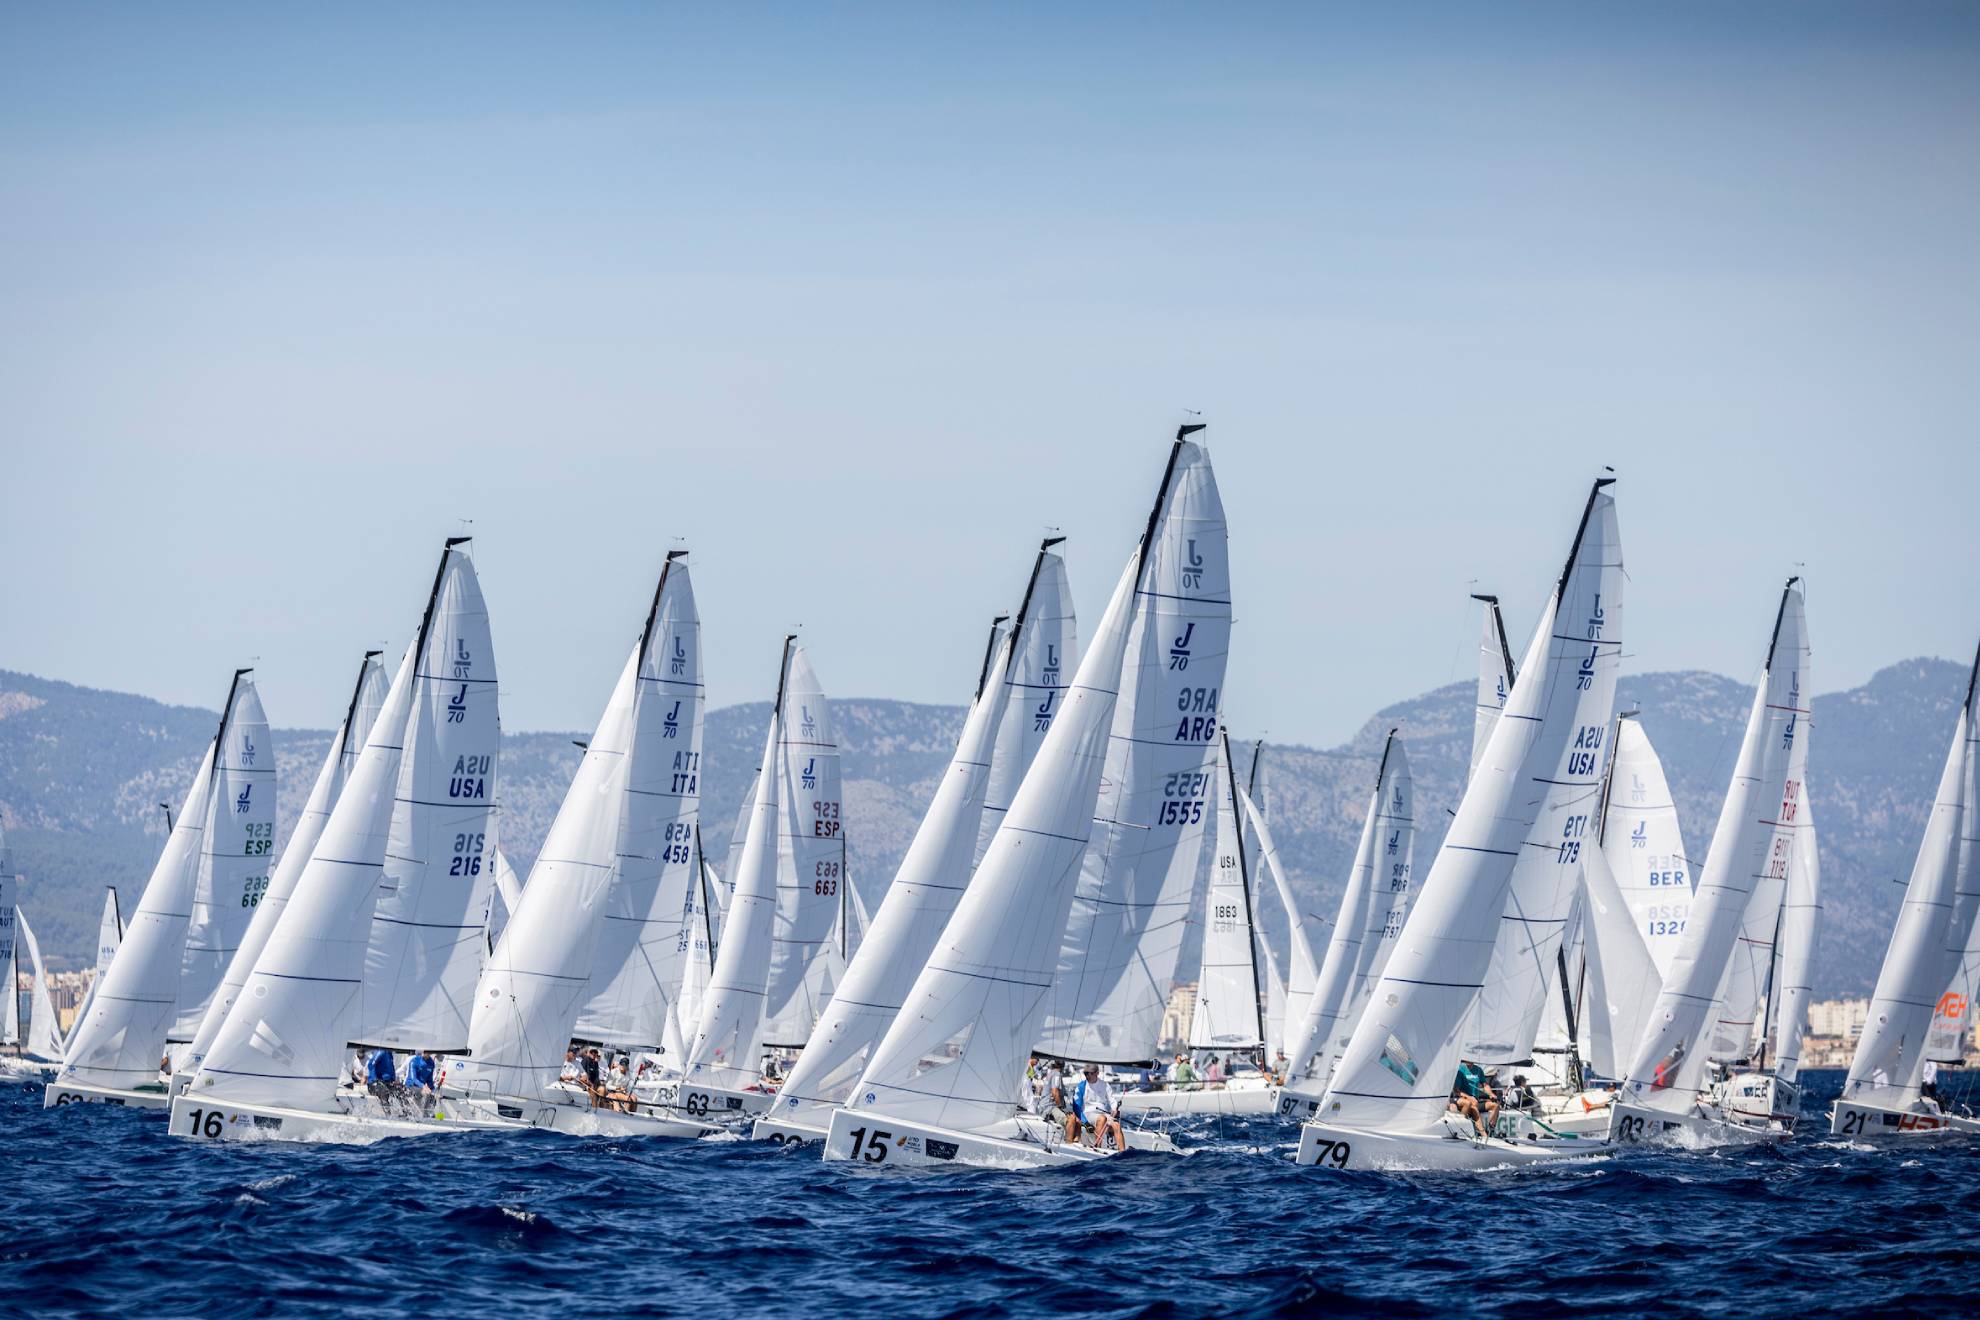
[3,3,1977,747]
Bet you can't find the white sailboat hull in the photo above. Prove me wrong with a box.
[1118,1079,1281,1118]
[44,1078,173,1110]
[451,1085,726,1139]
[641,1078,777,1121]
[1607,1097,1789,1148]
[1829,1097,1980,1138]
[1294,1115,1611,1171]
[751,1115,830,1144]
[821,1106,1176,1169]
[167,1093,517,1143]
[1531,1089,1621,1138]
[1276,1084,1325,1122]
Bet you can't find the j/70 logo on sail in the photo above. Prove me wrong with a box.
[447,683,468,723]
[241,733,255,765]
[1182,538,1205,590]
[671,634,687,676]
[453,638,472,679]
[1033,688,1057,733]
[1041,643,1060,686]
[1169,622,1195,671]
[662,700,681,738]
[235,783,252,814]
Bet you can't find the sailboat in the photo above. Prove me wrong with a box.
[49,670,272,1110]
[820,427,1223,1169]
[1834,643,1980,1137]
[449,552,721,1137]
[178,651,388,1083]
[1242,747,1321,1083]
[1293,477,1622,1172]
[1610,579,1811,1147]
[1276,730,1414,1121]
[1,834,21,1070]
[753,539,1076,1144]
[1119,729,1282,1118]
[11,908,66,1073]
[170,540,516,1141]
[670,636,798,1120]
[64,887,126,1058]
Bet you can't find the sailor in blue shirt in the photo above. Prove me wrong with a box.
[405,1050,439,1117]
[364,1048,402,1113]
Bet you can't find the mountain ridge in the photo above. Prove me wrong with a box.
[2,657,1970,999]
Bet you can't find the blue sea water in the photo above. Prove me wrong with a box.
[2,1069,1975,1318]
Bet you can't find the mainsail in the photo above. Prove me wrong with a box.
[1469,593,1517,778]
[69,886,126,1046]
[465,554,702,1098]
[770,617,1013,1128]
[1283,732,1411,1087]
[681,637,795,1087]
[18,908,64,1061]
[183,653,386,1074]
[1770,810,1821,1084]
[974,541,1079,865]
[167,671,276,1057]
[357,544,501,1051]
[1926,651,1980,1063]
[850,431,1212,1134]
[1320,478,1622,1135]
[1186,731,1264,1052]
[1579,841,1662,1078]
[1620,579,1810,1111]
[571,553,706,1053]
[1599,716,1693,979]
[1040,434,1231,1063]
[760,648,844,1047]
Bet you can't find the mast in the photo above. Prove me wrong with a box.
[1004,536,1066,679]
[1247,738,1264,801]
[1756,893,1788,1072]
[974,615,1011,701]
[415,537,472,664]
[1220,728,1266,1048]
[1470,593,1519,688]
[693,823,718,960]
[339,650,385,759]
[637,549,688,670]
[158,803,174,833]
[208,667,252,786]
[1134,425,1200,592]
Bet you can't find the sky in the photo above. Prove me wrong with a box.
[3,3,1977,747]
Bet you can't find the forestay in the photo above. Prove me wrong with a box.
[56,737,216,1090]
[849,432,1203,1135]
[1469,594,1516,779]
[1620,580,1809,1111]
[572,554,706,1053]
[771,620,1013,1128]
[1599,717,1693,979]
[1320,480,1621,1135]
[465,555,701,1098]
[681,638,794,1088]
[974,541,1078,865]
[1848,658,1973,1105]
[358,546,500,1051]
[185,653,387,1074]
[1040,438,1231,1064]
[1187,732,1264,1052]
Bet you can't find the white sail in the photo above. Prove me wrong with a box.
[1850,669,1973,1101]
[1771,810,1820,1085]
[1284,732,1411,1086]
[1579,842,1661,1078]
[1927,656,1980,1062]
[1242,768,1320,1064]
[464,555,702,1097]
[1040,438,1232,1063]
[1187,732,1264,1051]
[851,432,1207,1134]
[770,620,1013,1127]
[358,546,500,1051]
[1621,579,1809,1111]
[57,736,216,1090]
[0,846,15,1047]
[682,639,794,1087]
[183,653,387,1074]
[974,541,1078,865]
[1344,741,1417,1030]
[760,648,844,1046]
[71,885,126,1039]
[673,832,719,1052]
[1600,717,1694,979]
[1469,594,1516,779]
[167,672,276,1054]
[188,546,453,1111]
[572,554,706,1051]
[17,908,63,1060]
[1320,481,1621,1135]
